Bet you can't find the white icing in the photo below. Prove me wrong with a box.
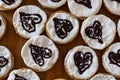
[0,15,6,39]
[81,14,116,50]
[37,0,66,9]
[0,0,22,10]
[13,5,47,39]
[64,45,98,80]
[46,11,79,44]
[21,35,59,72]
[103,42,120,77]
[104,0,120,15]
[7,68,40,80]
[90,73,116,80]
[67,0,102,18]
[0,46,14,78]
[117,19,120,37]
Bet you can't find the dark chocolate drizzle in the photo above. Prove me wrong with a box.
[19,12,42,33]
[0,20,1,26]
[15,74,27,80]
[108,49,120,67]
[53,17,73,39]
[2,0,15,5]
[74,0,92,8]
[74,51,93,74]
[51,0,61,2]
[111,0,120,3]
[0,56,8,68]
[85,20,103,44]
[29,44,52,66]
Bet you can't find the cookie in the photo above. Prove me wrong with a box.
[0,14,6,39]
[37,0,66,9]
[64,45,98,80]
[103,0,120,16]
[13,5,47,39]
[0,46,14,79]
[46,11,79,44]
[80,14,116,50]
[102,42,120,77]
[90,73,116,80]
[117,19,120,38]
[21,35,59,72]
[7,68,40,80]
[67,0,102,19]
[0,0,22,11]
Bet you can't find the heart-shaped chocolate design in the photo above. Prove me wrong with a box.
[19,12,42,33]
[2,0,15,5]
[108,49,120,67]
[74,51,93,74]
[111,0,120,3]
[0,56,8,68]
[15,74,27,80]
[29,44,52,66]
[51,0,61,2]
[53,17,73,39]
[74,0,92,8]
[85,20,103,44]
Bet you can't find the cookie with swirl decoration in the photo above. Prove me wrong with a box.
[67,0,102,19]
[102,42,120,77]
[64,45,98,80]
[0,46,14,79]
[46,11,79,44]
[80,14,116,50]
[7,68,40,80]
[21,35,59,72]
[0,0,22,11]
[13,5,47,39]
[37,0,66,9]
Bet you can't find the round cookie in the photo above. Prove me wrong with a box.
[117,19,120,38]
[37,0,66,9]
[64,45,98,80]
[0,0,22,11]
[103,0,120,16]
[0,14,6,39]
[7,68,40,80]
[21,35,59,72]
[67,0,102,19]
[13,5,47,39]
[46,11,79,44]
[0,46,14,79]
[80,14,116,50]
[103,42,120,77]
[90,73,116,80]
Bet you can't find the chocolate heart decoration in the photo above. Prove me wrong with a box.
[111,0,120,3]
[53,17,73,39]
[15,74,27,80]
[0,56,8,68]
[74,0,92,8]
[51,0,61,2]
[2,0,15,5]
[74,51,93,74]
[29,44,52,66]
[85,20,103,44]
[19,12,42,33]
[108,49,120,67]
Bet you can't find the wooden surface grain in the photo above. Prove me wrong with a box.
[0,0,120,80]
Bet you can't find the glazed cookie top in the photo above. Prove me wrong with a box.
[0,46,14,79]
[67,0,102,19]
[37,0,66,9]
[0,0,22,10]
[13,5,47,39]
[0,15,6,39]
[21,35,59,72]
[81,14,116,50]
[7,68,40,80]
[90,73,116,80]
[117,19,120,37]
[103,42,120,77]
[46,11,79,44]
[103,0,120,16]
[64,45,98,80]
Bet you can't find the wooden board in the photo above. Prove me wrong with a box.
[0,0,120,80]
